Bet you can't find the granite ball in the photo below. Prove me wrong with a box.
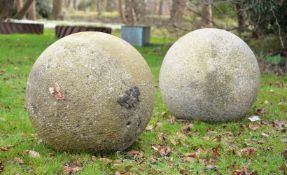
[25,32,155,152]
[159,28,260,122]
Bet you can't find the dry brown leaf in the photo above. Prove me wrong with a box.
[127,150,144,159]
[27,150,40,158]
[114,171,121,175]
[175,132,188,141]
[99,158,112,164]
[0,161,3,173]
[248,124,260,130]
[181,123,193,134]
[167,115,176,124]
[282,149,287,160]
[49,82,65,100]
[0,145,13,152]
[158,146,171,156]
[170,138,179,145]
[233,167,257,175]
[21,132,27,139]
[155,122,162,129]
[158,132,166,143]
[14,157,24,164]
[152,145,171,156]
[63,164,82,174]
[272,120,286,131]
[212,145,221,159]
[240,147,257,157]
[182,153,196,162]
[255,108,267,115]
[91,156,97,161]
[145,125,153,131]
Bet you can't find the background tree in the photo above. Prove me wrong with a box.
[15,0,23,13]
[170,0,187,25]
[118,0,146,25]
[15,0,35,19]
[52,0,63,20]
[0,0,15,21]
[27,0,36,20]
[201,0,213,27]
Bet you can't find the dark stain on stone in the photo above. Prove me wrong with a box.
[126,121,131,127]
[117,86,140,109]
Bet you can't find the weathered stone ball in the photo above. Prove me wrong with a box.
[25,32,155,152]
[159,28,260,122]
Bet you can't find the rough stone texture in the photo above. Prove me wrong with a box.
[159,28,260,122]
[25,32,155,152]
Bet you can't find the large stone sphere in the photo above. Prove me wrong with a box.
[159,28,260,122]
[25,32,155,152]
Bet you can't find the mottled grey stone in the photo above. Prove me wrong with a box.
[25,32,155,152]
[159,28,260,122]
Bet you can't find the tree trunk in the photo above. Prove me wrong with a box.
[0,0,15,21]
[106,0,114,12]
[73,0,77,10]
[235,3,245,33]
[123,0,146,25]
[158,0,163,16]
[15,0,35,19]
[15,0,23,12]
[52,0,63,20]
[201,0,213,27]
[169,0,187,25]
[118,0,126,23]
[27,0,36,20]
[96,0,104,16]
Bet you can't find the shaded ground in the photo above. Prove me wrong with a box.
[0,30,286,174]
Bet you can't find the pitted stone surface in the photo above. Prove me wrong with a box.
[25,32,155,152]
[159,28,260,122]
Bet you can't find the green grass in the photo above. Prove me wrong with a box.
[0,30,286,175]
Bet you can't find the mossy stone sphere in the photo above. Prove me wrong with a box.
[159,28,260,122]
[25,32,155,152]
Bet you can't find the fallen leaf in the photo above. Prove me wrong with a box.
[167,115,176,124]
[127,150,144,159]
[233,167,257,175]
[181,123,193,134]
[205,164,217,171]
[63,164,82,174]
[91,156,97,161]
[261,132,269,138]
[152,145,171,156]
[49,82,65,100]
[158,132,166,143]
[14,157,24,164]
[212,144,221,159]
[272,120,286,131]
[248,116,261,122]
[0,70,5,75]
[98,158,112,164]
[182,153,196,162]
[114,171,121,175]
[145,125,153,131]
[248,124,260,130]
[282,149,287,160]
[170,138,179,145]
[0,161,4,172]
[255,108,267,115]
[240,147,257,157]
[0,145,13,152]
[21,132,27,139]
[155,122,162,129]
[280,163,287,174]
[27,150,40,158]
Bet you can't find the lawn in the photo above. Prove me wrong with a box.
[0,30,286,175]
